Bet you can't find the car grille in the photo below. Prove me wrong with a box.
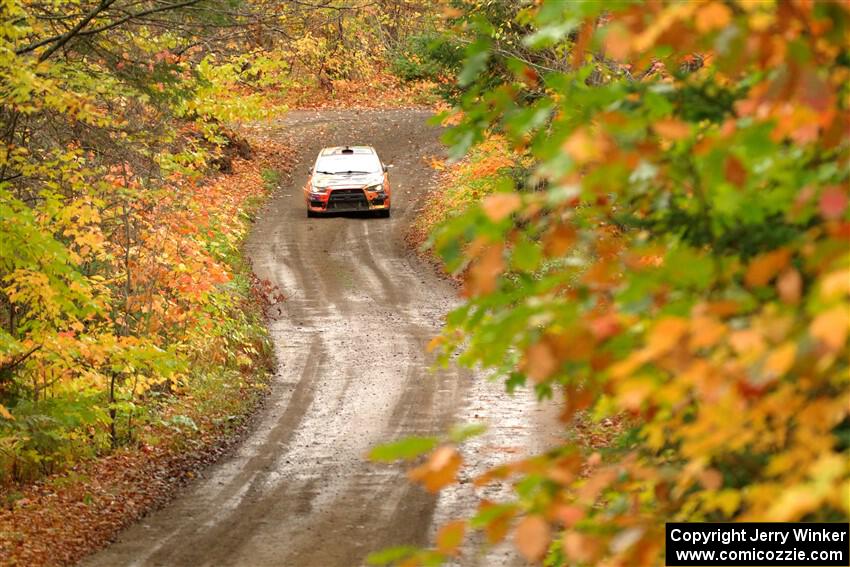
[327,188,368,210]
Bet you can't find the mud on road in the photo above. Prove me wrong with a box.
[82,110,557,567]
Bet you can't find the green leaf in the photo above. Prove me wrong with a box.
[458,39,491,87]
[470,503,517,528]
[512,236,542,272]
[449,423,487,443]
[369,436,439,462]
[366,546,419,565]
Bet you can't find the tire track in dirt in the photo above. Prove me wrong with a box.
[81,110,557,567]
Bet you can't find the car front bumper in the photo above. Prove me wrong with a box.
[307,188,390,213]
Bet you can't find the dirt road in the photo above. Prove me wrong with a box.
[82,110,556,567]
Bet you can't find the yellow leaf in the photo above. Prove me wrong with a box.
[515,515,551,562]
[764,342,796,377]
[646,317,688,357]
[810,306,849,350]
[709,489,742,516]
[765,486,821,521]
[820,269,850,299]
[482,193,521,222]
[0,405,14,420]
[617,375,655,410]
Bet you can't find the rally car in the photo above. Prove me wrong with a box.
[303,146,391,217]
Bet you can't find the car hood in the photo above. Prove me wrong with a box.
[312,172,384,188]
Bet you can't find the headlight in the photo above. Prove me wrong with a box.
[311,184,328,194]
[367,184,384,193]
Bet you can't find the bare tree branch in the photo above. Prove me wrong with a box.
[16,0,204,60]
[29,0,118,61]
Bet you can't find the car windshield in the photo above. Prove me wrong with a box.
[315,153,381,174]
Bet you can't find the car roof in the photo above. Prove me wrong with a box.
[319,146,377,156]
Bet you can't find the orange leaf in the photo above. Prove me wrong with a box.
[653,119,690,141]
[705,299,741,317]
[745,248,791,287]
[483,505,515,544]
[819,186,848,220]
[563,127,609,163]
[696,2,732,33]
[546,454,583,484]
[0,405,13,420]
[482,193,521,222]
[553,504,585,528]
[408,446,462,493]
[515,515,551,562]
[523,340,559,383]
[689,316,726,350]
[563,531,603,564]
[571,20,594,68]
[603,22,632,61]
[724,155,747,185]
[561,384,595,423]
[810,306,849,351]
[473,464,513,487]
[436,520,466,557]
[426,335,444,353]
[776,269,802,304]
[646,317,689,357]
[730,328,766,357]
[699,468,723,490]
[521,66,539,87]
[764,342,797,377]
[588,312,621,340]
[464,244,504,297]
[544,224,576,256]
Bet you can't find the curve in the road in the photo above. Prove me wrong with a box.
[81,110,556,567]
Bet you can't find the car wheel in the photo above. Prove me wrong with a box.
[378,209,390,218]
[307,209,316,218]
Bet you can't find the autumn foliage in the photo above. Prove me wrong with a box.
[376,1,850,565]
[0,0,298,485]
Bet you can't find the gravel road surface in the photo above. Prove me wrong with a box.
[82,110,557,567]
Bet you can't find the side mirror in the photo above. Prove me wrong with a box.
[308,167,313,173]
[382,164,388,172]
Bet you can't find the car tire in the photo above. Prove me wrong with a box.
[378,209,390,218]
[307,209,316,218]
